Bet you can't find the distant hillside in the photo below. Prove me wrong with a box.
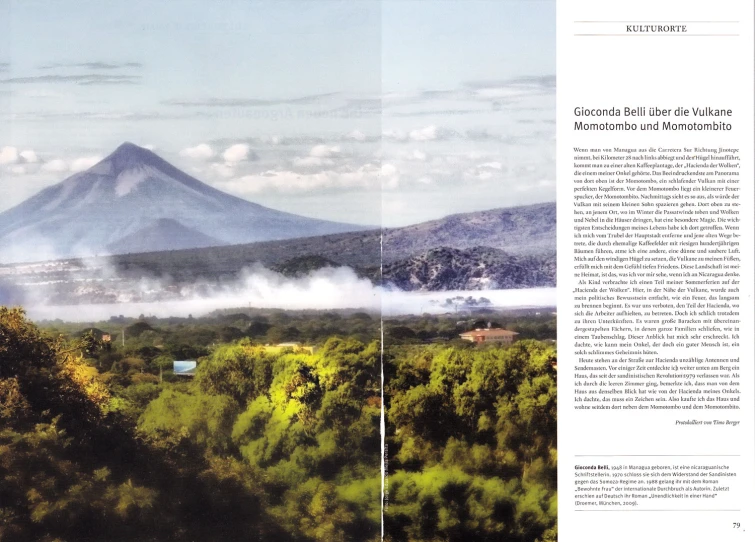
[101,201,555,279]
[106,218,224,253]
[383,202,556,259]
[382,247,556,291]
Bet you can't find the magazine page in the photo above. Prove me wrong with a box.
[0,1,558,541]
[558,0,755,540]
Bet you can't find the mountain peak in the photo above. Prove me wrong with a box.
[113,141,146,154]
[102,142,164,173]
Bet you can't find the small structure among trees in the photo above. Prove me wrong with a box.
[173,360,197,376]
[459,327,519,344]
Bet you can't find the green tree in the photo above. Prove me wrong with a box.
[195,342,274,405]
[139,389,240,453]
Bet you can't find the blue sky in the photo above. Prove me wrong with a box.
[0,0,555,226]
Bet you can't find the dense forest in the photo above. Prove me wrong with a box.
[0,307,556,541]
[385,342,557,541]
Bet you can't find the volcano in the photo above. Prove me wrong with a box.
[0,143,368,262]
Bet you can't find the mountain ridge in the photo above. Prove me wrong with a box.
[0,202,556,297]
[100,201,556,276]
[0,143,368,262]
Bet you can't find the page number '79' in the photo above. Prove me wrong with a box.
[733,523,740,529]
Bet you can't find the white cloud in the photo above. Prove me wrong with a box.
[409,125,439,141]
[179,143,215,160]
[291,144,342,168]
[265,135,280,145]
[383,126,442,142]
[380,163,399,189]
[70,156,102,173]
[429,166,454,176]
[0,146,39,167]
[19,150,38,163]
[9,165,27,175]
[400,149,427,161]
[380,163,397,176]
[382,129,407,141]
[41,159,69,173]
[222,143,250,163]
[463,164,501,183]
[293,156,332,168]
[0,146,19,165]
[221,164,381,195]
[309,144,340,158]
[347,130,367,141]
[210,162,235,178]
[479,161,503,170]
